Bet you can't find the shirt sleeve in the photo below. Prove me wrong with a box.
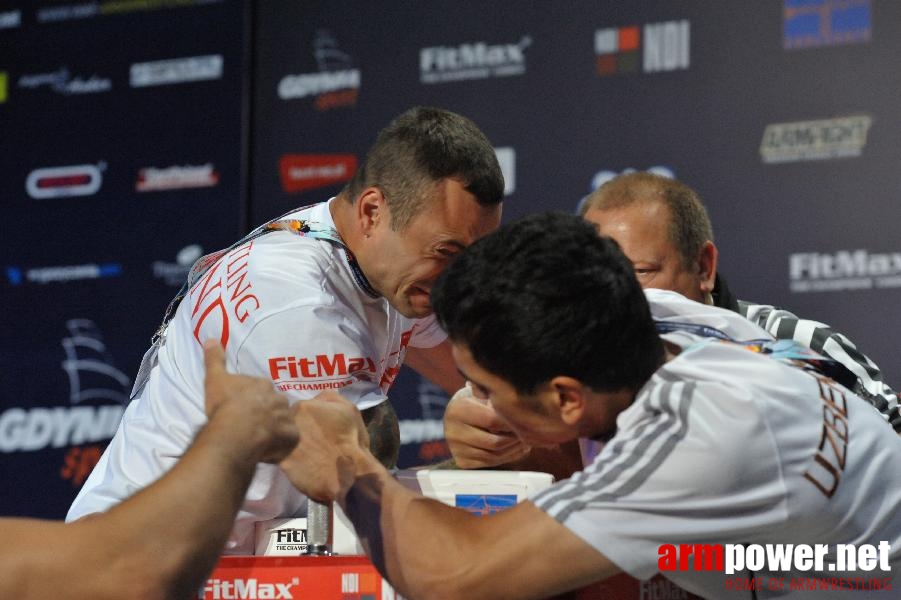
[531,374,789,581]
[738,299,901,431]
[408,313,448,348]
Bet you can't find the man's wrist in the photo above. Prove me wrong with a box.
[339,446,387,507]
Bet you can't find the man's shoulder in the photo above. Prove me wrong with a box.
[645,288,772,342]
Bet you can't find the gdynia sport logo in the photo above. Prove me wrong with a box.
[658,541,893,592]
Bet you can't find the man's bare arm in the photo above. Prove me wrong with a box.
[0,344,298,600]
[281,392,617,599]
[404,340,466,395]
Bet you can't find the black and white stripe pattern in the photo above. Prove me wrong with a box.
[738,300,901,432]
[533,376,695,522]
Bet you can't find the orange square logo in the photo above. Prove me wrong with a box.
[619,26,640,51]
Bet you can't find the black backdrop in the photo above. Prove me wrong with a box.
[2,0,898,519]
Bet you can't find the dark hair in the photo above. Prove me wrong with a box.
[580,172,714,270]
[341,106,504,230]
[432,212,664,394]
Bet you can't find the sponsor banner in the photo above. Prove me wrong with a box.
[420,36,531,84]
[130,55,224,88]
[6,263,122,285]
[278,154,357,193]
[17,67,112,95]
[760,115,872,164]
[1,317,128,495]
[494,146,516,196]
[784,0,871,50]
[202,556,393,600]
[152,244,203,286]
[277,29,360,111]
[136,163,219,191]
[0,405,124,452]
[0,9,21,30]
[790,249,901,292]
[0,71,7,103]
[36,3,98,22]
[595,20,690,76]
[36,0,226,23]
[25,163,105,199]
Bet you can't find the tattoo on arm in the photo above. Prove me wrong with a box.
[361,402,400,469]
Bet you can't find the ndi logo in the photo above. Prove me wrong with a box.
[420,37,531,84]
[595,20,690,76]
[789,249,901,292]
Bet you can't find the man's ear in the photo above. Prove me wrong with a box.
[697,240,718,295]
[549,376,587,426]
[356,187,386,236]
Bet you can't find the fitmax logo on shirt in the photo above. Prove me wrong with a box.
[268,354,377,381]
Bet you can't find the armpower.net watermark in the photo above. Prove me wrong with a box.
[659,542,893,593]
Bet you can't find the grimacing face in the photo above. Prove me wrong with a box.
[367,178,501,318]
[583,202,707,303]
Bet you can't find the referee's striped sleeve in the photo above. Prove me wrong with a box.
[738,300,901,432]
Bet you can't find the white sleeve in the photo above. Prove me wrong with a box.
[408,313,448,348]
[532,374,789,581]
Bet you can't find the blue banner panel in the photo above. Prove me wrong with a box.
[0,0,249,518]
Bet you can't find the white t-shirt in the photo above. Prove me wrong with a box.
[536,303,901,598]
[579,288,774,465]
[67,200,445,553]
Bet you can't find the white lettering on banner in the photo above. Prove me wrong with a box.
[789,250,901,292]
[37,3,98,23]
[17,68,111,94]
[200,577,299,599]
[0,405,124,452]
[277,69,360,99]
[643,20,690,72]
[494,147,516,196]
[760,116,872,163]
[0,10,22,29]
[137,164,219,191]
[399,419,445,444]
[130,55,224,88]
[289,164,347,180]
[420,37,531,83]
